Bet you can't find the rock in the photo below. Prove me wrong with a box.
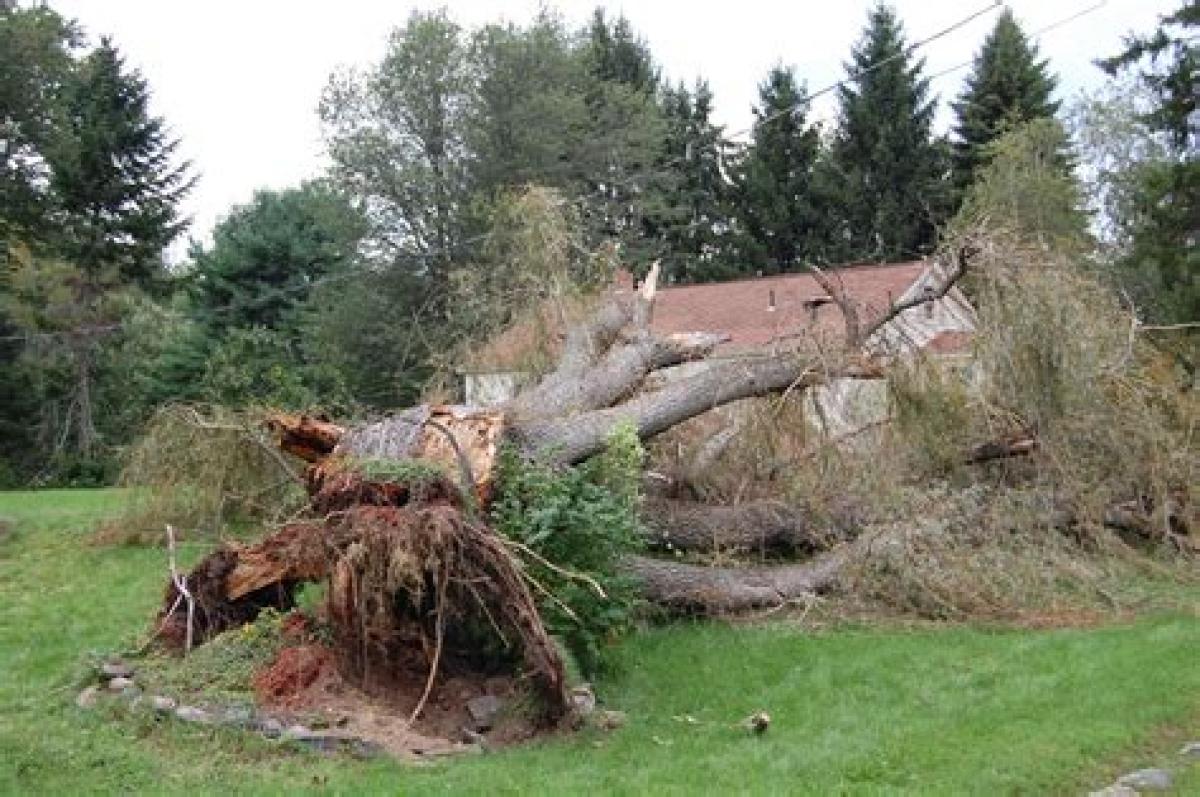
[258,718,284,738]
[283,724,314,741]
[1088,786,1138,797]
[594,709,626,731]
[466,695,503,731]
[460,727,486,746]
[570,685,596,716]
[1118,768,1173,791]
[106,676,135,693]
[150,696,176,713]
[221,706,255,728]
[75,686,100,709]
[174,705,211,724]
[1181,741,1200,759]
[100,661,134,680]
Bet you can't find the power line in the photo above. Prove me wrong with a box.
[924,1,1109,85]
[724,1,1003,146]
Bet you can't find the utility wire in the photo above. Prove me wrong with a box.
[725,0,1003,145]
[0,0,1113,344]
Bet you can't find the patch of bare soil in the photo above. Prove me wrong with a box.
[251,637,543,760]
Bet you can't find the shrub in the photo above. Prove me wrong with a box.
[490,424,644,676]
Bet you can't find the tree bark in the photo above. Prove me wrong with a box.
[641,498,832,554]
[621,546,850,612]
[510,355,883,464]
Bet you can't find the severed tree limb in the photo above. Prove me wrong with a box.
[809,266,863,349]
[504,330,727,420]
[511,354,885,465]
[860,243,975,343]
[506,262,661,419]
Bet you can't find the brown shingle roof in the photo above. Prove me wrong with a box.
[647,261,928,356]
[467,260,970,373]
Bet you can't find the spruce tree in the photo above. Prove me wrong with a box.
[733,65,821,274]
[659,79,734,282]
[46,37,193,291]
[952,9,1060,192]
[826,4,947,263]
[1098,1,1198,326]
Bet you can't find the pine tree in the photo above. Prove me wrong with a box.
[46,37,193,291]
[0,5,81,242]
[189,183,365,333]
[658,79,734,282]
[732,65,821,274]
[584,8,659,95]
[1098,1,1198,326]
[952,9,1060,192]
[826,4,948,263]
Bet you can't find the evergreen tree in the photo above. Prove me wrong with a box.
[1098,1,1198,326]
[659,79,735,282]
[826,4,948,263]
[46,37,194,291]
[189,183,366,333]
[0,5,81,242]
[584,8,659,95]
[574,10,670,266]
[952,9,1060,192]
[732,65,822,274]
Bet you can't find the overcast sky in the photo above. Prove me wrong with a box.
[47,0,1172,256]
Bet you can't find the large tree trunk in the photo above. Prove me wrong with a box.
[621,547,851,612]
[641,498,850,555]
[245,250,974,620]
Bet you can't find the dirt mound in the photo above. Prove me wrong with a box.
[254,644,343,709]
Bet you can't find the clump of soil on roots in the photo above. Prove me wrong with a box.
[154,475,570,760]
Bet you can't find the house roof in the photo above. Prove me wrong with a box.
[645,261,932,356]
[465,260,972,373]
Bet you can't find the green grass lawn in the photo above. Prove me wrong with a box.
[1,489,1198,795]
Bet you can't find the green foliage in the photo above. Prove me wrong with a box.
[319,9,472,289]
[955,118,1090,250]
[491,424,644,675]
[187,183,365,332]
[0,5,81,240]
[137,608,290,702]
[1098,0,1198,150]
[45,37,194,291]
[952,9,1061,193]
[732,65,823,273]
[198,326,351,411]
[2,488,1200,794]
[824,4,950,262]
[657,79,735,283]
[348,456,448,484]
[1097,2,1198,328]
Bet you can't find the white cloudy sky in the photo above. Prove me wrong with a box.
[47,0,1171,255]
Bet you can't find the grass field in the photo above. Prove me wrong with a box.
[1,489,1198,795]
